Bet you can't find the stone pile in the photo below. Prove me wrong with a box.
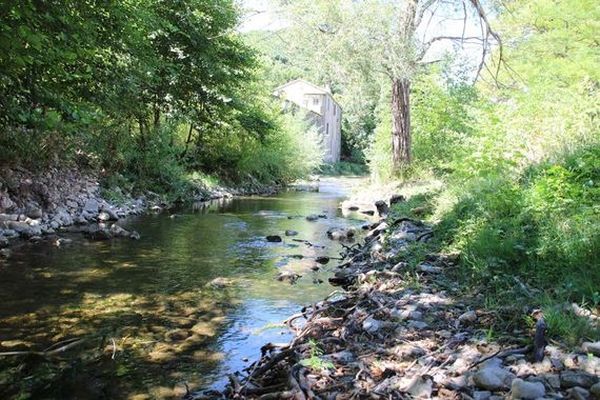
[195,198,600,400]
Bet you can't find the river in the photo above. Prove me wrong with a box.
[0,177,370,400]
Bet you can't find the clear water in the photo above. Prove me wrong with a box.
[0,177,370,399]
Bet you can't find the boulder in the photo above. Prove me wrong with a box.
[511,378,545,399]
[285,230,298,236]
[306,214,319,221]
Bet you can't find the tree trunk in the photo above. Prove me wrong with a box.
[391,78,411,169]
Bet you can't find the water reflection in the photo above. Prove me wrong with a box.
[0,177,369,399]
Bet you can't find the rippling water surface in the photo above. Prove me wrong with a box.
[0,178,371,399]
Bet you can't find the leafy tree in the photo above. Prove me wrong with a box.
[277,0,501,171]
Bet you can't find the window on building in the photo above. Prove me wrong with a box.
[313,97,319,106]
[333,104,336,115]
[326,123,329,136]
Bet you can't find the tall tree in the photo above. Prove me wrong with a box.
[279,0,501,170]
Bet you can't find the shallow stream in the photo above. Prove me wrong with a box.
[0,177,370,399]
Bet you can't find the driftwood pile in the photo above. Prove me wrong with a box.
[192,206,600,400]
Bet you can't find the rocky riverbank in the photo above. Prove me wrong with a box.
[198,195,600,399]
[0,167,277,248]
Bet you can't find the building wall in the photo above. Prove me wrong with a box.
[275,81,342,163]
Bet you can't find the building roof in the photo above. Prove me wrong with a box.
[274,79,340,107]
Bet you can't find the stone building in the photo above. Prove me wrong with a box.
[274,79,342,163]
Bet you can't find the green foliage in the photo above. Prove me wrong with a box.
[318,162,369,176]
[367,70,477,182]
[299,339,334,372]
[0,0,322,191]
[435,144,600,301]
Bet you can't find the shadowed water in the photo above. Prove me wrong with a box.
[0,177,370,399]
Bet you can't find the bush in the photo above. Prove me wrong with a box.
[435,144,600,302]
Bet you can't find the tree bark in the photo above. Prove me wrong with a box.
[391,77,411,168]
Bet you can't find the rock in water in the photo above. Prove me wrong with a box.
[306,214,319,221]
[266,235,282,242]
[511,378,545,399]
[276,271,301,284]
[285,230,298,236]
[375,200,389,217]
[315,256,330,264]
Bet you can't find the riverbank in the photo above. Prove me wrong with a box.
[206,190,600,399]
[0,167,278,248]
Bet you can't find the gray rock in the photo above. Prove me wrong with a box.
[362,316,383,334]
[583,342,600,357]
[26,207,43,219]
[590,383,600,399]
[418,263,442,274]
[0,213,18,222]
[561,371,599,389]
[568,387,590,400]
[83,198,99,214]
[285,230,298,236]
[306,214,319,221]
[473,366,516,391]
[473,391,491,400]
[511,378,545,399]
[407,320,428,330]
[459,310,478,323]
[97,211,111,222]
[101,207,119,221]
[7,221,40,237]
[0,248,11,258]
[276,271,301,284]
[0,192,15,211]
[266,235,282,242]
